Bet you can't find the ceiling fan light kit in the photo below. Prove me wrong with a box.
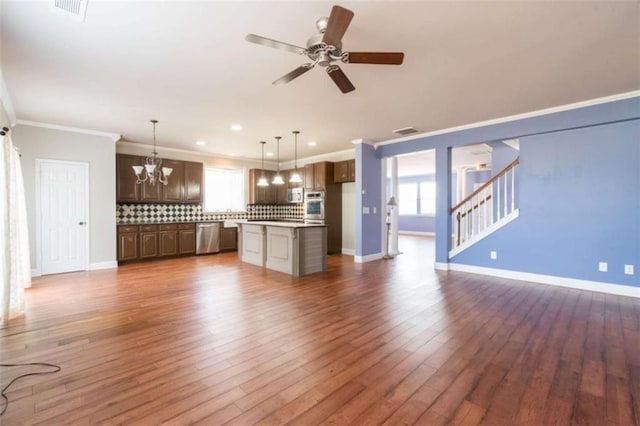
[246,5,404,94]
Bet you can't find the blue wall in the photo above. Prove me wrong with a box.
[451,119,639,288]
[357,96,640,287]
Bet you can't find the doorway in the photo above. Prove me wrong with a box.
[36,159,89,275]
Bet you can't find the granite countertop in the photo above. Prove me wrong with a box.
[235,220,326,228]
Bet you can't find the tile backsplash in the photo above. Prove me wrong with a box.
[116,203,303,224]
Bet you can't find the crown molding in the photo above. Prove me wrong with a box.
[117,140,276,168]
[352,138,376,146]
[16,119,121,141]
[280,147,355,169]
[0,68,17,125]
[374,90,640,148]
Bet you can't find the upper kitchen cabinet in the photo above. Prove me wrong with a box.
[184,161,203,203]
[249,169,279,204]
[161,159,185,202]
[116,155,140,202]
[334,159,356,183]
[304,161,334,191]
[116,154,203,203]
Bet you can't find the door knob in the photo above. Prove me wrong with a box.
[79,221,86,225]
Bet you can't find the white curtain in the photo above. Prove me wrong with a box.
[1,132,31,323]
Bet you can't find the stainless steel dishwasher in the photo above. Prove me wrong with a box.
[196,222,221,255]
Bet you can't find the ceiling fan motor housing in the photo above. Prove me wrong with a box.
[306,33,342,66]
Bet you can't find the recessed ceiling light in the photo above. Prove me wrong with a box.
[308,141,317,147]
[231,124,242,131]
[266,152,274,157]
[195,140,206,146]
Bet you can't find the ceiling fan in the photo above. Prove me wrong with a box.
[245,5,404,94]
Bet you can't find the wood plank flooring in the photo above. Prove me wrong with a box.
[1,236,638,425]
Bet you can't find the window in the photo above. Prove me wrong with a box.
[395,180,436,216]
[204,167,245,212]
[398,183,418,215]
[419,182,436,215]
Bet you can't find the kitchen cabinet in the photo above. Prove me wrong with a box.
[220,227,238,251]
[116,154,203,203]
[304,161,334,191]
[116,155,140,202]
[161,160,185,202]
[334,159,356,183]
[179,223,196,254]
[159,224,178,256]
[249,169,279,204]
[184,161,203,202]
[139,225,159,259]
[117,226,138,261]
[275,170,288,204]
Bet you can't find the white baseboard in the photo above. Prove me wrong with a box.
[399,231,435,237]
[31,268,41,277]
[354,252,384,263]
[341,248,355,256]
[434,262,450,271]
[89,261,118,271]
[448,263,640,298]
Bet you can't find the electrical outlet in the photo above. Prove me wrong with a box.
[373,207,377,214]
[598,262,608,272]
[490,251,497,260]
[624,264,634,275]
[362,207,370,214]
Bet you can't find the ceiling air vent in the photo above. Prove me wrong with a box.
[50,0,88,22]
[392,126,421,136]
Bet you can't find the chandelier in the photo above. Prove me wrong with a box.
[132,119,173,186]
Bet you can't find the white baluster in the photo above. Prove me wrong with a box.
[511,167,516,213]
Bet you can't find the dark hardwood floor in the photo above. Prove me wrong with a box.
[1,236,638,425]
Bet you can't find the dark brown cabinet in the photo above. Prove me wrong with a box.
[304,161,334,191]
[116,154,203,203]
[139,225,159,259]
[117,226,138,261]
[184,162,203,202]
[220,227,238,251]
[116,155,140,202]
[179,224,196,254]
[249,169,281,204]
[118,223,197,262]
[159,224,178,256]
[161,160,185,202]
[334,159,356,183]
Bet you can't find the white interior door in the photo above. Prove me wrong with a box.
[38,160,89,275]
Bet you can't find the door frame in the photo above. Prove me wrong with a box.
[35,158,90,275]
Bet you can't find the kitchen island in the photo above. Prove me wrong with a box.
[236,221,327,276]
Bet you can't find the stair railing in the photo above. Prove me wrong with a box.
[450,157,519,248]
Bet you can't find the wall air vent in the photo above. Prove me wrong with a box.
[392,126,421,136]
[50,0,88,22]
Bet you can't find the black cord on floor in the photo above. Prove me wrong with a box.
[0,363,62,416]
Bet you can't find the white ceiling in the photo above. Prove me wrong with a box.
[1,1,638,162]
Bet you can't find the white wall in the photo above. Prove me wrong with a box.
[12,124,117,271]
[342,182,355,254]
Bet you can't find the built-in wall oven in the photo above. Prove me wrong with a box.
[303,191,325,224]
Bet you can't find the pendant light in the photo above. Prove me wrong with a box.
[132,119,173,186]
[257,141,269,187]
[272,136,284,185]
[289,130,302,184]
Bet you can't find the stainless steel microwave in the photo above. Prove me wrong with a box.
[287,187,304,203]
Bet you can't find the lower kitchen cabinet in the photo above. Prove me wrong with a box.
[159,224,178,256]
[117,226,138,261]
[179,223,196,254]
[220,227,237,251]
[139,225,159,259]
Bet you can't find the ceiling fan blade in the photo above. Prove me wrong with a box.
[322,5,354,48]
[245,34,306,55]
[327,65,355,94]
[346,52,405,65]
[273,64,314,86]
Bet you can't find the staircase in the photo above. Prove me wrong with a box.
[449,157,520,257]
